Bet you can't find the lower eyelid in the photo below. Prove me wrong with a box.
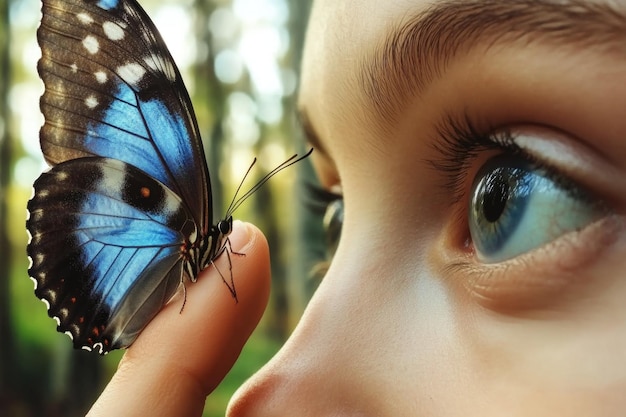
[441,214,623,313]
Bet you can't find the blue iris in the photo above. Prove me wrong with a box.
[468,154,601,263]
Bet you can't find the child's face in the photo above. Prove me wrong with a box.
[229,0,626,414]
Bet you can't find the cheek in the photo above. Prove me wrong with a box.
[229,204,626,416]
[229,228,489,415]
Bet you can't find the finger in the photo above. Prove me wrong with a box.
[87,221,271,417]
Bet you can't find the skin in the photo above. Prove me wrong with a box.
[90,0,626,415]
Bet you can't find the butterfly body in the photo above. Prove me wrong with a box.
[28,0,229,354]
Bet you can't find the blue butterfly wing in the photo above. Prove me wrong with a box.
[38,0,211,229]
[27,158,195,353]
[28,0,219,353]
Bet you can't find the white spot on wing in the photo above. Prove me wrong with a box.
[102,21,125,41]
[70,63,78,73]
[82,36,99,54]
[142,30,153,45]
[76,12,94,25]
[45,289,56,305]
[82,345,92,351]
[163,193,182,217]
[98,160,126,194]
[95,71,108,84]
[93,342,104,354]
[41,298,50,310]
[85,95,99,109]
[53,316,61,326]
[117,62,146,86]
[143,56,158,72]
[144,54,176,82]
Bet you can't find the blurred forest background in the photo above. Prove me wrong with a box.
[0,0,328,415]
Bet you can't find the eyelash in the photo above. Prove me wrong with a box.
[429,114,561,204]
[428,113,608,260]
[306,115,564,235]
[304,181,343,215]
[305,114,592,259]
[302,181,343,279]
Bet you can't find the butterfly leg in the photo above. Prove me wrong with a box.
[179,279,188,314]
[211,245,239,303]
[226,237,246,257]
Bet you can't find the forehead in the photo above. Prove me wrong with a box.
[298,0,623,147]
[298,0,420,130]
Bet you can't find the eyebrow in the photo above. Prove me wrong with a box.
[359,0,626,132]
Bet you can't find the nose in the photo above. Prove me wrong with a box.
[225,242,446,416]
[225,281,386,417]
[226,315,359,415]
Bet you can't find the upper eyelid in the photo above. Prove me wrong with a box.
[306,182,343,206]
[426,114,518,204]
[504,127,626,206]
[297,108,330,158]
[427,115,621,216]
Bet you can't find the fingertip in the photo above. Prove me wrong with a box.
[231,220,269,255]
[137,219,271,366]
[233,221,271,320]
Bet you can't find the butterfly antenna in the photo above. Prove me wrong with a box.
[225,157,258,217]
[226,148,313,217]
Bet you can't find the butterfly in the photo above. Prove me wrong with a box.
[26,0,311,355]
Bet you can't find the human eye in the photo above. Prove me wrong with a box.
[432,115,607,260]
[297,108,344,263]
[306,183,344,259]
[430,115,617,310]
[469,153,603,263]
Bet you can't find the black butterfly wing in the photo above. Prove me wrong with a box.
[27,157,195,353]
[38,0,211,229]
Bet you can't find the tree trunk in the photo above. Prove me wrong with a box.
[0,0,15,404]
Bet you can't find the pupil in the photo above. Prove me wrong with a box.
[481,170,509,223]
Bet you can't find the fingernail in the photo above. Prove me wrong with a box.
[230,220,252,251]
